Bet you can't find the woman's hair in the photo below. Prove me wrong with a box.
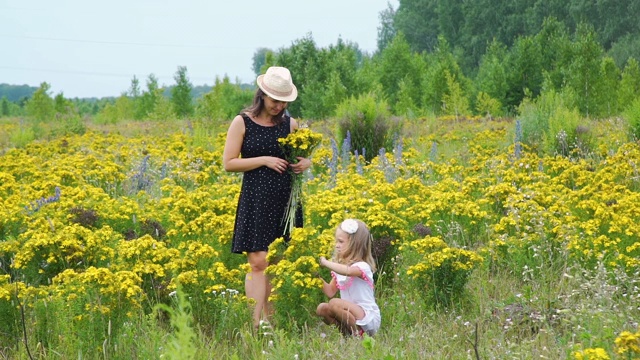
[335,219,376,272]
[241,88,287,125]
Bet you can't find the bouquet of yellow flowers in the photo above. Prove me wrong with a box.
[278,128,323,235]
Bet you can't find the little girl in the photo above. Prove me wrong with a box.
[316,219,381,337]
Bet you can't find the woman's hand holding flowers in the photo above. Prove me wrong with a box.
[277,128,323,235]
[266,156,289,174]
[289,157,311,174]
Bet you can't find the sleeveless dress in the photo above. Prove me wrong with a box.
[231,114,302,254]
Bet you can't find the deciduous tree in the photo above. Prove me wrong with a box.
[25,82,55,122]
[618,58,640,110]
[140,74,160,118]
[171,66,194,118]
[1,96,10,117]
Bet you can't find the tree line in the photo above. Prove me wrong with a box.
[3,1,640,124]
[383,0,640,72]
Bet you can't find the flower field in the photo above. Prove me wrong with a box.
[0,117,639,359]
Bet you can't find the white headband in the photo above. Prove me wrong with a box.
[340,219,358,234]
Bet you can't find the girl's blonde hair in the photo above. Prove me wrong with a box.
[334,219,376,272]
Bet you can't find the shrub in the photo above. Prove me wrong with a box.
[195,77,253,121]
[266,228,325,330]
[335,92,398,162]
[405,236,483,307]
[9,121,36,148]
[475,91,503,119]
[623,97,640,141]
[544,104,589,157]
[518,88,579,155]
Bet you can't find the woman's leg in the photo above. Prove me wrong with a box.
[245,251,269,329]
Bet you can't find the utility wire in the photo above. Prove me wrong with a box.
[0,65,215,83]
[0,34,252,50]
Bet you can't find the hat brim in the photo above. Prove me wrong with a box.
[256,75,298,102]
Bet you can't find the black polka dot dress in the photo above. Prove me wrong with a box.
[231,114,302,254]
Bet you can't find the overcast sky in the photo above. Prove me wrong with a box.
[0,0,397,98]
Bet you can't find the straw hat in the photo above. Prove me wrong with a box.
[256,66,298,102]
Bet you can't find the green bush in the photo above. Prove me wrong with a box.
[475,91,503,118]
[9,122,36,148]
[623,97,640,141]
[518,88,580,155]
[335,92,398,162]
[52,113,87,137]
[544,104,589,157]
[195,77,253,121]
[405,237,483,308]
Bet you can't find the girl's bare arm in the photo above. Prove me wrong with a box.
[319,257,363,278]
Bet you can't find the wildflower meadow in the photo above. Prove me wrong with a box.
[0,115,639,359]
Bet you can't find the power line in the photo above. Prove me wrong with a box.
[0,34,252,50]
[0,65,216,83]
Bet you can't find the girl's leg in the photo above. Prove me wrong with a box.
[245,251,270,329]
[316,302,339,326]
[322,298,365,335]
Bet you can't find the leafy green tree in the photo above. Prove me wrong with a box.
[25,82,55,122]
[435,0,464,48]
[0,84,36,102]
[298,80,327,120]
[129,76,145,120]
[129,76,141,98]
[504,35,544,110]
[608,34,640,70]
[618,58,640,110]
[301,39,361,119]
[475,91,503,118]
[441,70,470,120]
[262,51,277,73]
[325,39,361,96]
[318,71,347,118]
[423,36,470,114]
[171,66,194,118]
[457,0,535,72]
[97,94,134,124]
[271,35,364,119]
[395,76,419,117]
[377,2,397,53]
[149,95,174,121]
[475,39,509,109]
[195,75,252,121]
[390,0,640,79]
[377,32,425,107]
[252,48,272,76]
[393,0,439,53]
[353,57,383,97]
[1,96,10,117]
[141,74,160,118]
[568,0,640,50]
[54,92,74,115]
[564,23,604,117]
[598,57,620,117]
[275,34,321,117]
[534,17,571,91]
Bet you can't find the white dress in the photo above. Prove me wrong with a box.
[331,261,381,335]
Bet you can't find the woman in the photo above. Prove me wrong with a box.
[223,66,311,329]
